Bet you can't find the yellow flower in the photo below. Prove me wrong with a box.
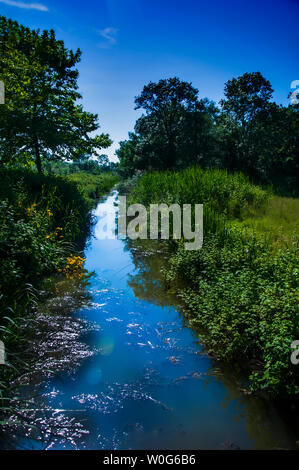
[61,253,86,280]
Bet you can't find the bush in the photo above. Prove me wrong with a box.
[166,235,299,395]
[0,168,91,316]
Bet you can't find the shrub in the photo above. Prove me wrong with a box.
[0,167,92,317]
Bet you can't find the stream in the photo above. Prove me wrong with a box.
[9,191,296,450]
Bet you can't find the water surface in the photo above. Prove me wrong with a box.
[14,191,295,450]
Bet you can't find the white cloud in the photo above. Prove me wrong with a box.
[98,27,118,47]
[0,0,48,11]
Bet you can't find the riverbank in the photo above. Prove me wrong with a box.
[0,168,117,424]
[126,167,299,402]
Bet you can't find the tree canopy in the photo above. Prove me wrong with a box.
[117,74,299,194]
[117,77,218,174]
[0,16,111,173]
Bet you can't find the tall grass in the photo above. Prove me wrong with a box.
[67,171,118,205]
[128,167,268,241]
[129,167,267,210]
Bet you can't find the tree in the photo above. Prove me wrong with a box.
[220,72,273,122]
[116,133,143,177]
[0,16,111,173]
[219,72,273,173]
[133,77,217,170]
[219,72,299,191]
[251,102,299,186]
[116,73,298,193]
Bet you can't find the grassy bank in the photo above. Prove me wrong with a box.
[127,167,299,397]
[0,167,117,411]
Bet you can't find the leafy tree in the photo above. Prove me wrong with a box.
[219,72,273,173]
[251,102,299,187]
[0,16,111,173]
[220,72,273,122]
[116,133,144,177]
[219,72,299,191]
[132,77,217,170]
[97,154,110,168]
[116,72,297,193]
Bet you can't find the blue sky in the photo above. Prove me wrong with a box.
[0,0,298,160]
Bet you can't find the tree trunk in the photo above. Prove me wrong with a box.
[34,134,42,174]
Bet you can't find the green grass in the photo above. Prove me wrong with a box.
[129,167,267,214]
[240,196,299,245]
[67,171,118,206]
[128,166,268,243]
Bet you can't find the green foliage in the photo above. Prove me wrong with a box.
[43,157,118,176]
[116,133,143,177]
[218,73,299,186]
[0,168,91,315]
[117,73,298,194]
[117,170,143,194]
[130,167,299,396]
[166,235,298,396]
[220,71,273,121]
[0,16,111,173]
[240,196,299,245]
[117,77,218,175]
[67,171,118,204]
[129,166,267,219]
[0,168,118,314]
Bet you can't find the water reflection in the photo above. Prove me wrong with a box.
[2,191,296,450]
[123,233,296,450]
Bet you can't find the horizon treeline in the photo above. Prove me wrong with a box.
[117,75,299,195]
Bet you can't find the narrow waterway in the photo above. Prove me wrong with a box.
[15,191,295,450]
